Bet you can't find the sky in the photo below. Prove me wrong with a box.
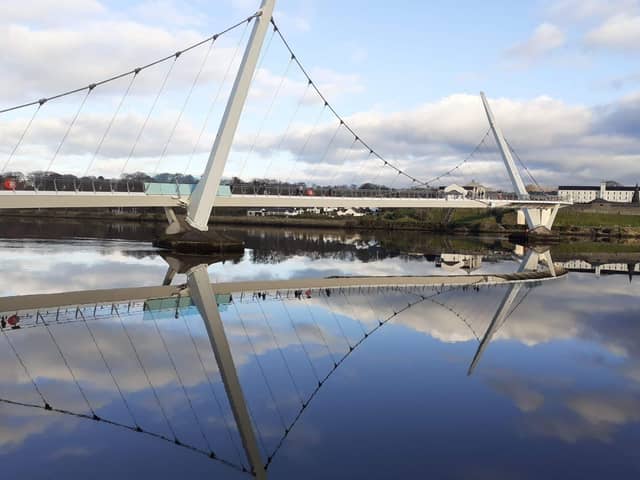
[1,0,639,190]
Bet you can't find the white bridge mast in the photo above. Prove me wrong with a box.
[186,0,277,232]
[480,92,560,231]
[480,92,529,199]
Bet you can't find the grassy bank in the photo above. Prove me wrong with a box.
[5,205,640,239]
[555,210,640,227]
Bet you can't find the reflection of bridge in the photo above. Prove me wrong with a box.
[0,250,562,478]
[0,0,568,234]
[557,259,639,281]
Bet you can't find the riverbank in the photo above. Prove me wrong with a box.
[3,205,640,240]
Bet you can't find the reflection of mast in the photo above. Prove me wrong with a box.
[468,249,554,376]
[187,265,266,479]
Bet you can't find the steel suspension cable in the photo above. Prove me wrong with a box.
[2,104,41,174]
[349,149,379,190]
[506,139,541,188]
[361,151,382,190]
[327,135,359,187]
[0,14,260,115]
[183,20,251,177]
[239,56,294,181]
[267,82,311,186]
[121,56,178,176]
[282,100,327,186]
[154,36,218,176]
[233,27,277,181]
[41,88,93,182]
[271,18,430,188]
[84,73,138,178]
[423,128,492,186]
[316,121,343,169]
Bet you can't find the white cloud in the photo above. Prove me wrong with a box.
[547,0,639,22]
[586,14,640,50]
[506,23,566,63]
[230,93,611,189]
[0,0,105,25]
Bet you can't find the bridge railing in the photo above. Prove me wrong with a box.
[1,177,148,194]
[0,176,561,202]
[226,183,561,202]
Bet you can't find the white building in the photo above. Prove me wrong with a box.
[336,208,365,217]
[558,181,640,203]
[443,184,468,200]
[464,180,487,199]
[437,253,483,273]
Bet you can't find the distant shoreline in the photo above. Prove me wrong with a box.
[2,206,640,241]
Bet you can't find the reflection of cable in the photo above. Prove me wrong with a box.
[182,314,247,470]
[41,315,97,418]
[502,285,534,324]
[1,325,50,409]
[80,312,140,428]
[279,298,322,383]
[303,301,338,366]
[265,291,435,469]
[116,312,178,442]
[152,317,214,455]
[232,302,289,433]
[256,301,305,406]
[319,292,353,350]
[0,398,247,473]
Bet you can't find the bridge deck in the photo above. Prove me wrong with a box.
[0,270,566,313]
[0,191,569,210]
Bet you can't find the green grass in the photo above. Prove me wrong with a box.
[552,241,640,254]
[555,211,640,227]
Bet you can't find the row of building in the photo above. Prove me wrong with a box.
[247,207,369,217]
[558,181,640,204]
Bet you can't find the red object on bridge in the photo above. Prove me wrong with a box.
[3,178,16,190]
[7,314,19,326]
[305,188,314,196]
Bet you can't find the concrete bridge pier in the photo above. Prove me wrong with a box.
[517,204,560,234]
[154,208,244,254]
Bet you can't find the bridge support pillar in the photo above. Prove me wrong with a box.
[516,204,560,233]
[185,0,277,232]
[164,207,184,235]
[468,248,555,375]
[188,265,266,479]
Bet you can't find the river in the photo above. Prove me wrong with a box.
[1,226,639,479]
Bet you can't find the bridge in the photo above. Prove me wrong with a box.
[0,0,568,235]
[1,249,562,478]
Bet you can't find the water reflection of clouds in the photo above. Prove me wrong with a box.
[0,238,519,296]
[3,238,640,475]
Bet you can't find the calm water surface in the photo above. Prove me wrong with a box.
[1,228,639,479]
